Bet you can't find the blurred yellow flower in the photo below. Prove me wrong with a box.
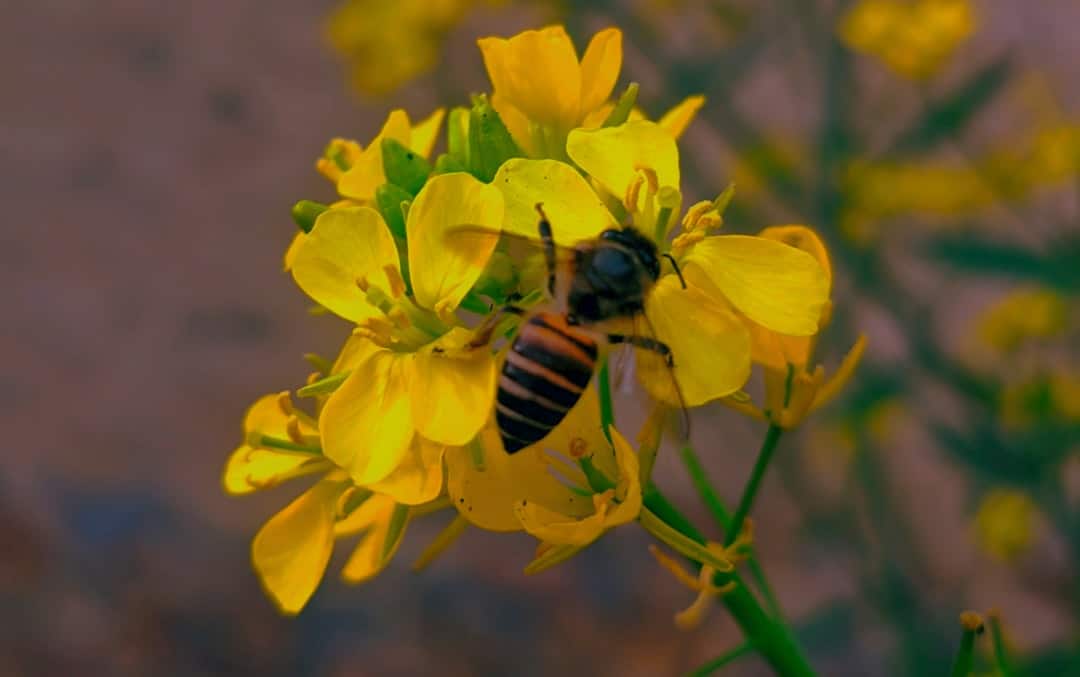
[326,0,473,96]
[839,0,976,80]
[973,489,1038,563]
[289,173,503,487]
[224,391,435,614]
[977,287,1068,354]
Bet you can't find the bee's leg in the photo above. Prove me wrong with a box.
[607,334,674,367]
[535,203,556,296]
[468,305,526,348]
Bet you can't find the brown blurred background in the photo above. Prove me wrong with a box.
[2,1,1077,675]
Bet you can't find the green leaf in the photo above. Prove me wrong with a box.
[924,234,1080,292]
[890,57,1012,155]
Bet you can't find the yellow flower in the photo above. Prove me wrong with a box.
[479,26,621,156]
[289,172,503,486]
[224,391,435,614]
[838,0,976,80]
[973,489,1038,563]
[976,287,1069,354]
[326,0,473,96]
[721,225,866,428]
[445,386,641,548]
[509,119,828,406]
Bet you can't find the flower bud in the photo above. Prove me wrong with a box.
[468,94,522,182]
[381,137,431,195]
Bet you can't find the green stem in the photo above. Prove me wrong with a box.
[646,487,816,677]
[988,613,1015,677]
[686,641,755,677]
[726,424,783,547]
[950,614,984,677]
[597,357,615,444]
[678,443,784,617]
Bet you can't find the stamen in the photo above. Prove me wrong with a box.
[648,544,702,591]
[275,391,294,417]
[568,437,588,459]
[386,306,412,330]
[355,275,370,292]
[635,165,659,195]
[624,173,644,213]
[682,200,714,231]
[384,265,407,299]
[285,416,307,444]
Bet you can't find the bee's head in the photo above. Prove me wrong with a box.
[600,227,661,281]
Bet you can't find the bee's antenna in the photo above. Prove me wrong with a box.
[663,253,687,289]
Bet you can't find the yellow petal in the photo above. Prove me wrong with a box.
[491,93,534,155]
[446,421,591,532]
[368,437,446,505]
[409,327,496,446]
[578,28,622,115]
[758,224,833,292]
[283,231,305,272]
[515,427,641,545]
[338,109,411,201]
[642,275,751,406]
[407,172,503,313]
[223,446,329,495]
[492,158,616,245]
[658,95,705,139]
[290,206,401,323]
[251,478,344,614]
[339,495,409,583]
[320,349,415,485]
[331,331,382,374]
[682,235,829,336]
[479,26,582,130]
[409,107,446,159]
[567,120,680,199]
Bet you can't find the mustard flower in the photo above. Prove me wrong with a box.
[485,118,828,406]
[224,391,440,613]
[288,172,503,488]
[839,0,976,80]
[973,489,1038,563]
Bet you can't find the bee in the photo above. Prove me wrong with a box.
[473,205,687,454]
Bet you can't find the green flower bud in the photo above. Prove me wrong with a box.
[381,138,431,195]
[468,94,523,182]
[291,199,328,233]
[447,106,470,167]
[375,183,412,240]
[432,153,468,176]
[602,82,639,127]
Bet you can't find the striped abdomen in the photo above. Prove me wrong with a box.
[497,311,598,453]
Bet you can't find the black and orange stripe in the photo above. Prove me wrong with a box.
[496,311,598,453]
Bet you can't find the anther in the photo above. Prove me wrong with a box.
[624,173,644,213]
[635,165,659,196]
[384,265,407,299]
[285,416,306,444]
[682,200,714,231]
[355,275,370,292]
[276,391,295,417]
[569,437,588,459]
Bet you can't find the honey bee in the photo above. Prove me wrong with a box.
[468,205,687,454]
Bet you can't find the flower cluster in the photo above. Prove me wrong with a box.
[225,25,837,615]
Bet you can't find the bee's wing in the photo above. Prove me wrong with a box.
[627,312,692,444]
[444,225,577,263]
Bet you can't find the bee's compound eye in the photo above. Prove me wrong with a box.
[592,247,636,280]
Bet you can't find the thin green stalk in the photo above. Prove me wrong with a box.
[686,641,755,677]
[988,612,1016,677]
[950,612,985,677]
[597,357,615,444]
[678,443,784,617]
[646,487,817,677]
[725,424,783,547]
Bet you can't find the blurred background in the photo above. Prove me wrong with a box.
[2,0,1078,675]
